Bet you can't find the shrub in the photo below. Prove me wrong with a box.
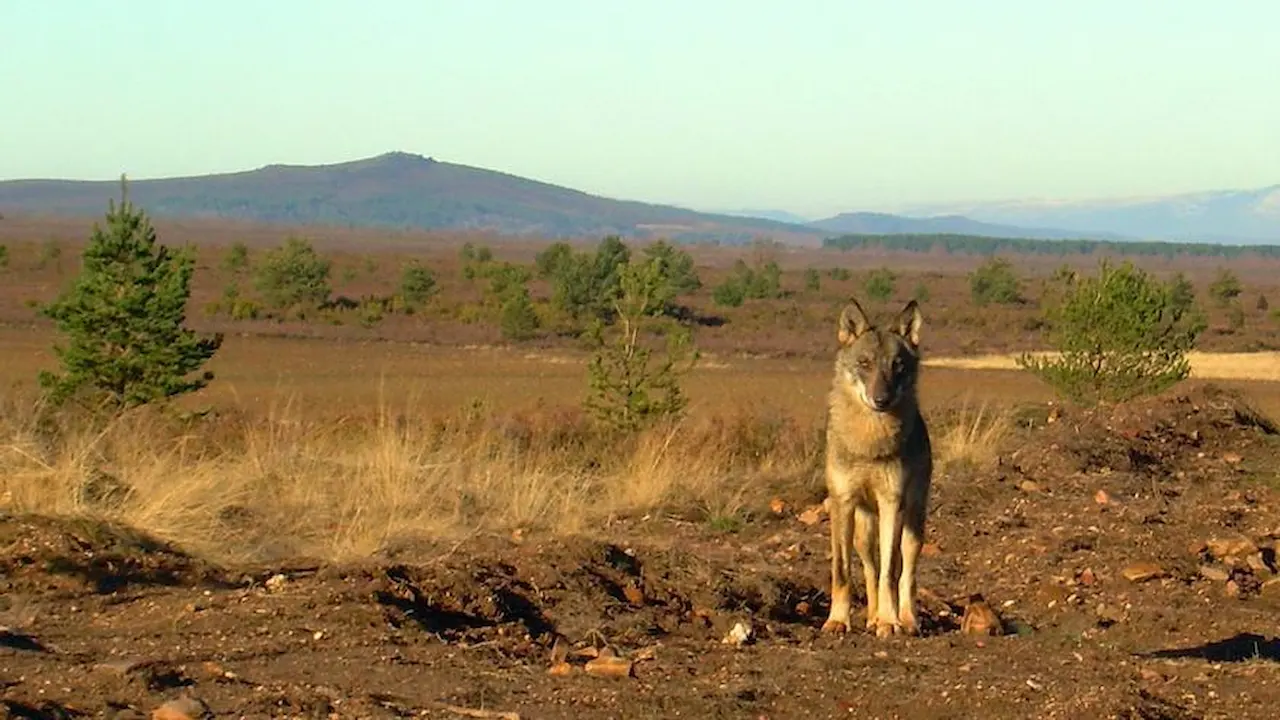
[460,242,494,280]
[229,299,261,321]
[399,261,438,308]
[1226,302,1246,333]
[0,244,8,269]
[220,241,250,273]
[585,258,697,432]
[804,268,821,292]
[535,241,575,279]
[912,283,931,303]
[1208,268,1242,306]
[1258,294,1270,312]
[641,239,701,312]
[38,180,223,411]
[1017,259,1206,406]
[37,239,63,272]
[969,257,1022,306]
[864,267,896,302]
[544,236,634,326]
[499,289,540,340]
[712,278,746,307]
[827,267,851,282]
[254,237,332,311]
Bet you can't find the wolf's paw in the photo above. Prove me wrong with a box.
[898,611,920,636]
[874,619,901,638]
[821,618,850,634]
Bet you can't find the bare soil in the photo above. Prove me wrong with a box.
[3,386,1280,719]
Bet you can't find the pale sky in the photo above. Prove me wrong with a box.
[3,0,1277,217]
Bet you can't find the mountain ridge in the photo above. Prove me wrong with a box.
[2,151,1273,244]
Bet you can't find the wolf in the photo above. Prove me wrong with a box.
[820,297,932,638]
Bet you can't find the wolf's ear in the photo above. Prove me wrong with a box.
[838,299,871,346]
[895,300,923,347]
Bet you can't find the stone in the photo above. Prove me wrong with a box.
[722,621,755,646]
[1121,562,1167,583]
[797,505,825,526]
[1206,536,1258,561]
[151,696,210,720]
[1199,564,1231,582]
[960,597,1002,636]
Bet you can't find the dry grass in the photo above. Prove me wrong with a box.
[931,398,1016,474]
[927,351,1280,383]
[0,390,828,565]
[0,375,1036,566]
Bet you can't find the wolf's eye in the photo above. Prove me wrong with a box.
[856,358,872,371]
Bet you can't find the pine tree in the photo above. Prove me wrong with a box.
[39,178,223,410]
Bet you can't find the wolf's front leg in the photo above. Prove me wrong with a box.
[822,495,856,634]
[874,496,904,638]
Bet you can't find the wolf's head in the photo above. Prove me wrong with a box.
[834,298,924,413]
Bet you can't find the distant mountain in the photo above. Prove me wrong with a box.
[808,211,1130,241]
[897,185,1280,244]
[717,208,813,225]
[10,151,1266,246]
[0,152,821,245]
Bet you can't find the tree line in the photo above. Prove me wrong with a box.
[823,233,1280,259]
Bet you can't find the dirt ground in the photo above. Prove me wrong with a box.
[3,385,1280,719]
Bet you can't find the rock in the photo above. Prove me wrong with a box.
[1017,480,1041,493]
[96,658,148,675]
[622,582,645,606]
[722,621,755,646]
[920,542,942,558]
[1078,568,1096,586]
[1035,584,1070,608]
[151,696,210,720]
[1199,564,1231,582]
[960,596,1002,636]
[794,601,811,616]
[1139,668,1165,683]
[769,497,787,515]
[1206,536,1258,561]
[1225,580,1242,598]
[1122,562,1167,583]
[1246,553,1274,576]
[1223,452,1243,464]
[263,573,288,593]
[1094,490,1112,506]
[1261,578,1280,598]
[1095,603,1124,626]
[797,505,825,526]
[584,648,634,678]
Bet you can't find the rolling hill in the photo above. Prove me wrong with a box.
[896,185,1280,244]
[0,152,823,244]
[807,211,1133,241]
[7,151,1265,245]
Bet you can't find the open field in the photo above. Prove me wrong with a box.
[3,217,1280,718]
[3,215,1280,361]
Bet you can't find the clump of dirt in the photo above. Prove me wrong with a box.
[0,513,226,596]
[1018,384,1275,480]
